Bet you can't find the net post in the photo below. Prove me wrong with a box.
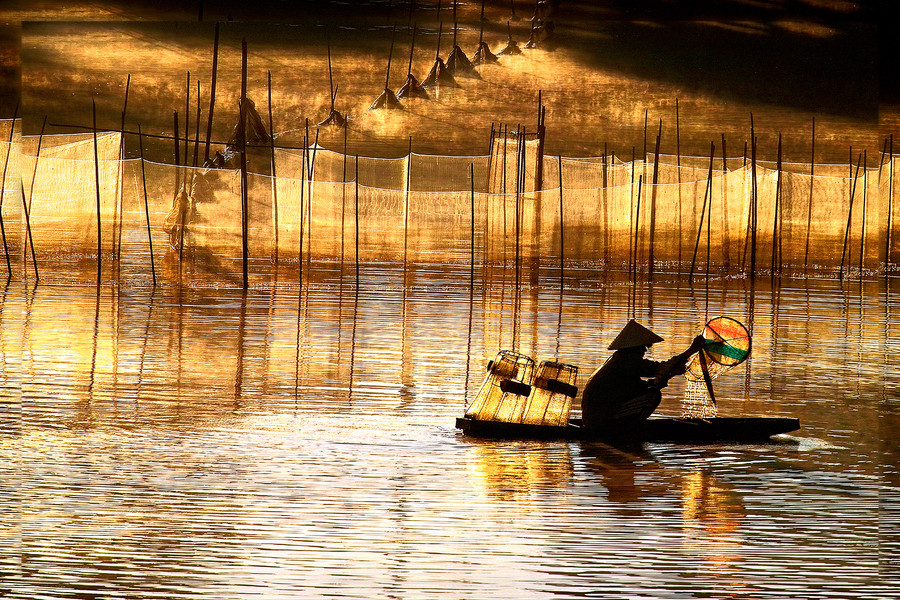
[137,124,156,286]
[0,102,17,279]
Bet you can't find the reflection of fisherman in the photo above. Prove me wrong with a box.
[581,320,704,432]
[162,185,194,250]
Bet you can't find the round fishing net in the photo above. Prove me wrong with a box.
[682,317,752,418]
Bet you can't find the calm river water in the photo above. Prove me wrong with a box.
[1,264,898,598]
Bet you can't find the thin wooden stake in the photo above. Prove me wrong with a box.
[355,155,360,288]
[772,132,782,275]
[648,119,661,281]
[0,104,17,278]
[137,124,156,286]
[632,175,643,319]
[470,161,475,290]
[860,149,867,273]
[93,99,103,284]
[204,22,220,162]
[805,116,815,273]
[173,110,181,192]
[240,38,249,288]
[185,70,191,176]
[193,79,201,168]
[25,116,47,269]
[690,142,716,282]
[268,70,279,257]
[20,181,38,282]
[888,135,894,268]
[558,154,564,291]
[839,152,863,279]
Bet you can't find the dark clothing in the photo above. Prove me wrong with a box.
[580,349,669,431]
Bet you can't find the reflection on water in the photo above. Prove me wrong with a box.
[1,266,898,598]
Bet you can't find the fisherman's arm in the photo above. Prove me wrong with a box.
[651,335,705,387]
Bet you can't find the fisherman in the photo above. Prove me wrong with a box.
[580,320,704,433]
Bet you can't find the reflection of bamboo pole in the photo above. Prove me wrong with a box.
[0,103,16,278]
[204,22,219,163]
[92,99,103,284]
[19,181,38,282]
[137,124,156,286]
[805,116,815,274]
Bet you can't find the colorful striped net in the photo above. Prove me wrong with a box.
[682,317,752,418]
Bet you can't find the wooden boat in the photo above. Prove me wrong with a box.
[455,416,800,443]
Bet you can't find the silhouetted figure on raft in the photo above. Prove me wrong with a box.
[397,24,429,100]
[580,320,704,435]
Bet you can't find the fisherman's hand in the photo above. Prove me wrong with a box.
[690,334,705,353]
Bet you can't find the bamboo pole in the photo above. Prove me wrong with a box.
[306,128,320,268]
[19,181,38,282]
[676,98,683,265]
[173,110,181,192]
[558,154,564,291]
[860,149,867,273]
[117,75,131,265]
[93,99,103,284]
[772,132,782,275]
[184,70,191,179]
[514,126,521,295]
[839,151,862,279]
[267,70,279,257]
[721,133,729,270]
[25,116,47,270]
[535,91,544,191]
[689,142,715,282]
[888,134,894,268]
[240,38,249,289]
[631,175,643,319]
[204,22,220,162]
[175,110,186,264]
[404,136,411,265]
[341,124,348,267]
[0,102,18,278]
[749,115,758,279]
[355,155,360,288]
[137,124,156,286]
[805,116,815,274]
[648,119,661,281]
[470,161,475,290]
[192,79,201,168]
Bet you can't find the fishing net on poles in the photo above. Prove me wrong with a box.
[681,317,751,418]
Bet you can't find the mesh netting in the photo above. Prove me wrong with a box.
[1,117,897,285]
[682,317,752,417]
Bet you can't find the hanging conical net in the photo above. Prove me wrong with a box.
[682,317,752,418]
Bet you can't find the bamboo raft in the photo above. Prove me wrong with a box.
[455,416,800,443]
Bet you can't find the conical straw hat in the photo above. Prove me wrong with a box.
[608,319,664,350]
